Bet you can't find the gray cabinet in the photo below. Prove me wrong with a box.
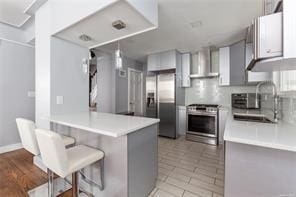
[181,53,191,87]
[176,106,186,136]
[229,40,246,85]
[147,50,177,71]
[219,40,246,86]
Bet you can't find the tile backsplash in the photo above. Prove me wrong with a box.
[281,97,296,124]
[185,78,256,107]
[185,78,296,125]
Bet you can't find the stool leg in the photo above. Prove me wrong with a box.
[47,169,54,197]
[72,172,79,197]
[100,158,104,191]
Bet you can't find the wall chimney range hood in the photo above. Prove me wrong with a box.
[190,47,219,79]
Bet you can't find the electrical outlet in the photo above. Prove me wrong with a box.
[56,96,64,105]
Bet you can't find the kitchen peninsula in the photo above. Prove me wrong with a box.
[224,113,296,197]
[48,111,159,197]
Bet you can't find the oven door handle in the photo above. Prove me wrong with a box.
[187,112,217,117]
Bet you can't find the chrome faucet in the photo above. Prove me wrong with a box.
[255,81,279,123]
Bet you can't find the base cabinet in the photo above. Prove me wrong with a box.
[225,141,296,197]
[176,106,186,136]
[218,108,228,144]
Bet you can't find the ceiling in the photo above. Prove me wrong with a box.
[98,0,263,62]
[0,0,47,28]
[55,0,156,48]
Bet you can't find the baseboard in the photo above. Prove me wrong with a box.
[0,143,22,154]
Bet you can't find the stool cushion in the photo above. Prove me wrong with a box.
[67,145,104,177]
[61,135,75,146]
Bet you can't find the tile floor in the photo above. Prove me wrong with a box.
[150,136,224,197]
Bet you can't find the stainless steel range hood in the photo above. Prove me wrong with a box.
[190,47,219,79]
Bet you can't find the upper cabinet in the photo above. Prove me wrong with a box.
[161,50,178,70]
[147,53,160,71]
[219,40,272,86]
[219,47,230,86]
[249,0,296,72]
[147,50,190,88]
[219,40,245,86]
[246,12,283,70]
[229,40,246,85]
[181,53,191,87]
[147,50,178,71]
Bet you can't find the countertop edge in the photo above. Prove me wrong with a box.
[223,109,296,152]
[49,117,160,138]
[224,136,296,152]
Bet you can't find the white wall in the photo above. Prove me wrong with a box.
[50,37,89,115]
[0,40,35,147]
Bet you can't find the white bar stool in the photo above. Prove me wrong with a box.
[35,128,105,197]
[16,118,75,155]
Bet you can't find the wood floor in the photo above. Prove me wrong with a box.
[0,149,47,197]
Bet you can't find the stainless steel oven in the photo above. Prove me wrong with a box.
[186,104,219,145]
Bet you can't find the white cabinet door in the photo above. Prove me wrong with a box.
[160,50,176,70]
[181,53,191,87]
[219,47,230,86]
[258,12,282,59]
[176,52,182,88]
[147,53,160,71]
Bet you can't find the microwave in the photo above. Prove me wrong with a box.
[232,93,260,109]
[246,12,283,70]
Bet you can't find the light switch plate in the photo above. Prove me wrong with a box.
[27,91,35,98]
[56,96,64,105]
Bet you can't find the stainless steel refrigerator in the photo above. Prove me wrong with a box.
[146,72,176,138]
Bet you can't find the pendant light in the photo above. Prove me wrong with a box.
[115,41,123,70]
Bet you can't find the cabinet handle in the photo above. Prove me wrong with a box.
[220,77,223,84]
[266,49,271,53]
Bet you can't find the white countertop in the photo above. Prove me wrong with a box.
[48,111,160,138]
[224,109,296,152]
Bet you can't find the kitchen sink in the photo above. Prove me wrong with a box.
[233,113,275,123]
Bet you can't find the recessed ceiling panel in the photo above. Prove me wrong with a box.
[0,0,35,27]
[55,0,156,48]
